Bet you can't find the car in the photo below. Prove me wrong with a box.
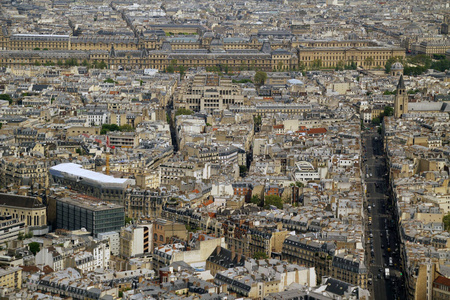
[381,244,384,248]
[379,268,383,272]
[383,253,386,257]
[370,173,373,177]
[380,233,383,237]
[377,274,381,279]
[368,280,372,285]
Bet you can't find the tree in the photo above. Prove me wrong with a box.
[100,124,120,135]
[239,165,248,177]
[0,94,12,104]
[311,59,322,70]
[175,108,194,117]
[384,106,394,117]
[29,242,40,255]
[444,213,450,231]
[125,217,133,225]
[166,64,175,73]
[254,71,267,86]
[18,232,25,241]
[251,195,261,205]
[253,251,269,260]
[264,195,283,209]
[372,117,381,125]
[118,124,135,132]
[295,181,304,188]
[104,78,115,84]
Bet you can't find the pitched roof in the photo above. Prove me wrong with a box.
[0,193,45,209]
[397,75,405,90]
[435,275,450,286]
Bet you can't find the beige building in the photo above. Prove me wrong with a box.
[0,194,47,228]
[107,132,139,149]
[176,73,245,112]
[0,267,22,290]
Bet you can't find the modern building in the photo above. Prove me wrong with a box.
[49,163,135,204]
[119,223,153,258]
[55,195,125,237]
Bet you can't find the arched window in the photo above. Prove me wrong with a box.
[160,235,164,242]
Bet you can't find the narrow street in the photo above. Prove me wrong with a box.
[362,128,405,300]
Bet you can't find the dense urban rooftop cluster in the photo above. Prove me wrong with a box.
[0,0,449,299]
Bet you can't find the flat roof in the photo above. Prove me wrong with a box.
[50,163,130,184]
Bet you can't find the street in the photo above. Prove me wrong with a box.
[362,128,405,300]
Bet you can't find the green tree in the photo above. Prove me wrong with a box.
[254,71,267,86]
[125,217,133,225]
[166,64,175,73]
[98,61,107,69]
[372,117,381,125]
[175,108,194,117]
[104,78,115,84]
[311,59,322,70]
[239,165,248,177]
[264,195,283,209]
[100,124,120,135]
[18,232,24,241]
[251,195,261,205]
[29,242,40,255]
[295,181,304,188]
[383,90,396,95]
[384,106,394,117]
[119,124,135,132]
[253,251,269,260]
[444,213,450,231]
[0,94,12,104]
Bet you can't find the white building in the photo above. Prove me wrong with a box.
[98,231,120,256]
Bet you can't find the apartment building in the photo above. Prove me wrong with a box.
[0,267,22,290]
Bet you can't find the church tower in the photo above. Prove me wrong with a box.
[394,75,408,118]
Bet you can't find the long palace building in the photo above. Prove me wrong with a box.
[0,25,405,71]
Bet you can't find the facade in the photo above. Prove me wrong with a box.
[0,157,49,188]
[153,218,188,248]
[175,73,245,112]
[394,75,408,118]
[433,276,450,300]
[124,189,169,219]
[98,231,120,257]
[0,216,25,245]
[55,196,125,237]
[0,267,22,290]
[0,27,405,71]
[0,193,47,228]
[119,224,153,258]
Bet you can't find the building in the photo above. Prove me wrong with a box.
[55,195,125,237]
[0,193,47,230]
[153,218,188,248]
[98,231,120,256]
[433,276,450,300]
[0,216,25,245]
[119,224,153,258]
[49,163,135,203]
[0,267,22,290]
[107,131,139,149]
[124,189,169,219]
[394,75,408,118]
[175,73,245,112]
[206,246,246,276]
[35,246,64,271]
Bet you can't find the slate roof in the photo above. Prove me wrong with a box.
[0,193,45,209]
